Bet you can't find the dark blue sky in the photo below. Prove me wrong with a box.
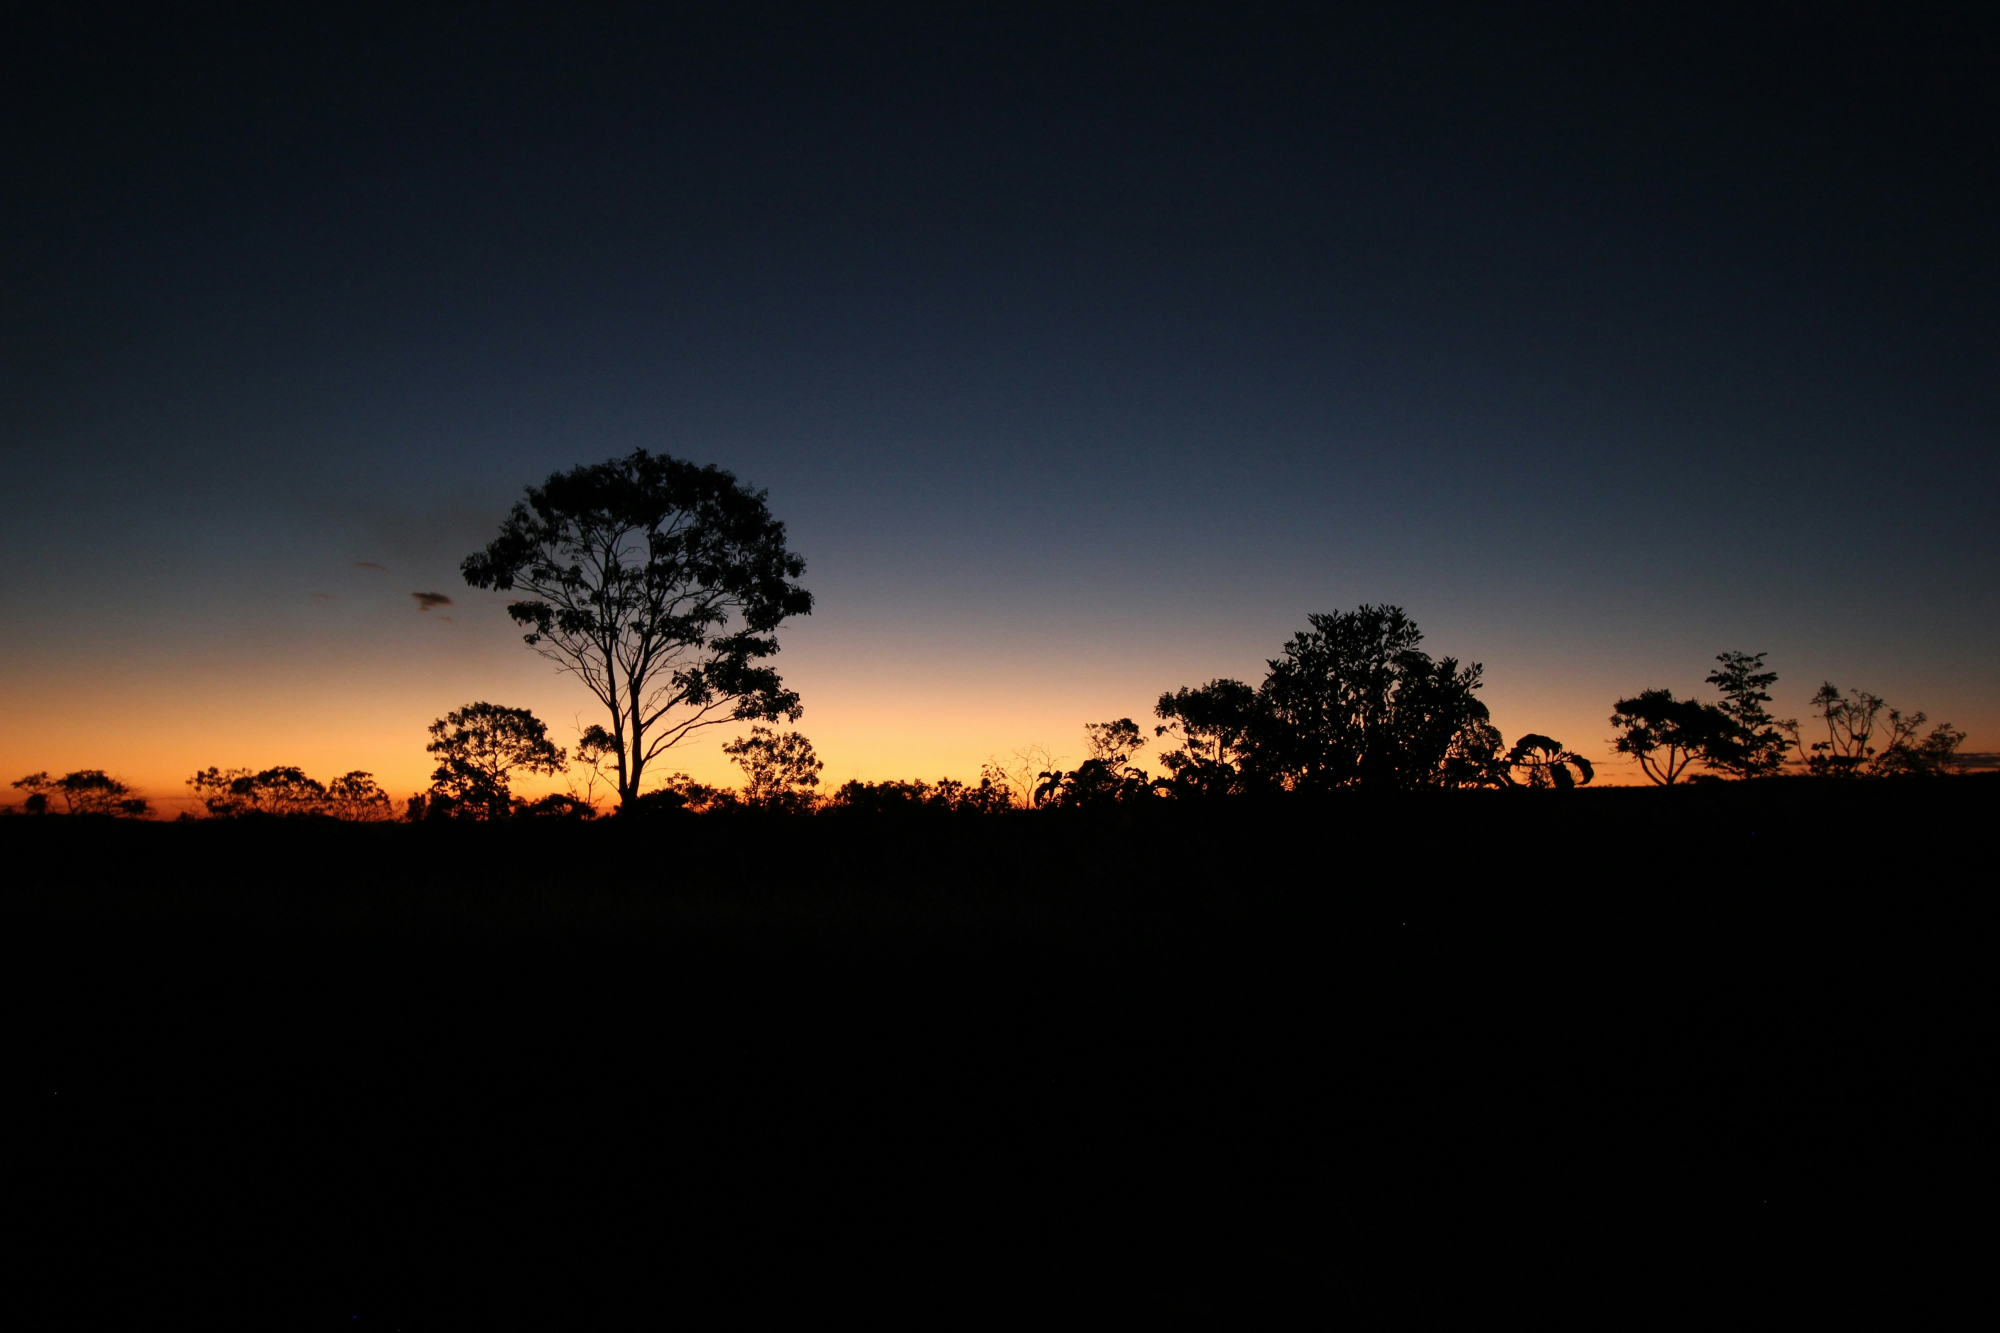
[5,4,1996,793]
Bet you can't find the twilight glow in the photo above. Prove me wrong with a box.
[4,11,1995,810]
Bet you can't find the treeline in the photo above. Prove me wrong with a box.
[12,604,1973,824]
[14,452,1974,822]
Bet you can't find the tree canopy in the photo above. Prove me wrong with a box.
[723,727,823,812]
[1609,689,1737,785]
[425,702,568,819]
[463,450,812,812]
[1252,605,1495,791]
[11,770,149,817]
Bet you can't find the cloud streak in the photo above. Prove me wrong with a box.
[411,592,453,612]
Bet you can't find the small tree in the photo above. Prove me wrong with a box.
[1704,652,1791,778]
[12,770,150,817]
[1609,689,1737,785]
[426,703,568,819]
[722,727,823,812]
[325,772,394,821]
[462,450,813,813]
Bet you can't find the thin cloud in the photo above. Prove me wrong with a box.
[355,561,388,570]
[412,592,454,612]
[311,592,338,601]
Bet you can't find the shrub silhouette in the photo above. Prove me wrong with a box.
[1505,735,1595,789]
[828,777,1012,814]
[514,792,598,819]
[1030,718,1154,808]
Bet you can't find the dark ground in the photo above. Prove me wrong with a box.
[3,778,1991,1322]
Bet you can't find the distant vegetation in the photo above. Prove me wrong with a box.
[5,450,1978,820]
[9,770,150,818]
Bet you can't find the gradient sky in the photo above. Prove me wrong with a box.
[5,5,1997,808]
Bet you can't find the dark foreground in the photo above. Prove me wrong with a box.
[4,779,1991,1320]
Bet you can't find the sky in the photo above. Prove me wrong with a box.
[4,4,1997,808]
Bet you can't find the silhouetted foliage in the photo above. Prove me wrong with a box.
[1032,718,1155,808]
[827,776,1013,814]
[1153,679,1259,798]
[11,770,150,817]
[983,747,1056,810]
[324,772,395,821]
[513,792,598,820]
[186,766,350,818]
[425,703,568,820]
[462,449,813,813]
[936,776,1015,814]
[1249,606,1494,791]
[723,727,823,812]
[618,772,735,817]
[1504,735,1595,789]
[1700,652,1792,778]
[1780,683,1966,778]
[1609,689,1738,785]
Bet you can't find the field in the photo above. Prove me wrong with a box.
[5,778,1991,1320]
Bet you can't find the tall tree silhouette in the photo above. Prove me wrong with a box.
[1250,606,1493,791]
[463,450,812,813]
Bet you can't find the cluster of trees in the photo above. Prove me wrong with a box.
[1609,653,1967,784]
[185,766,397,819]
[1021,605,1593,806]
